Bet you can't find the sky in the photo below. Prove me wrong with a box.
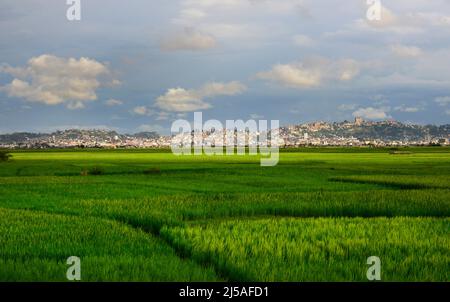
[1,0,450,134]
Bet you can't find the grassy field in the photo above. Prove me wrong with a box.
[0,148,449,281]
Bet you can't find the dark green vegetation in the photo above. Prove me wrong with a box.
[0,150,11,162]
[0,148,449,281]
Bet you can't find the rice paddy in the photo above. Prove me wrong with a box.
[0,148,449,281]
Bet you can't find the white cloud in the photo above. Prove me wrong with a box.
[160,28,216,51]
[155,81,246,112]
[171,0,305,45]
[407,12,450,27]
[197,23,263,41]
[366,4,398,28]
[335,59,360,81]
[369,4,429,33]
[292,34,315,47]
[155,88,211,112]
[179,8,206,20]
[394,105,421,113]
[132,106,154,116]
[181,0,244,10]
[257,63,321,88]
[197,81,247,97]
[67,101,86,110]
[391,44,423,57]
[105,99,123,106]
[435,96,450,106]
[358,4,450,36]
[256,57,360,89]
[352,107,389,120]
[350,4,436,35]
[180,0,304,15]
[0,54,116,109]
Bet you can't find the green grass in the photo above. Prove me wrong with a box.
[0,149,449,281]
[0,208,218,281]
[161,217,450,281]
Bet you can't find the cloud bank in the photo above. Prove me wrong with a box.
[257,57,360,89]
[155,81,246,112]
[1,55,117,109]
[160,28,217,51]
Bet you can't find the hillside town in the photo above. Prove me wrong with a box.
[0,118,449,149]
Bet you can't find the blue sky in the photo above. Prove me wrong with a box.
[1,0,450,134]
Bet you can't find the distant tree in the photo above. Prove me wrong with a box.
[0,150,12,162]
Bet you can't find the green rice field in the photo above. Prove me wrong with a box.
[0,148,449,281]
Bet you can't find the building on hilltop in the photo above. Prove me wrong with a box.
[354,117,364,126]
